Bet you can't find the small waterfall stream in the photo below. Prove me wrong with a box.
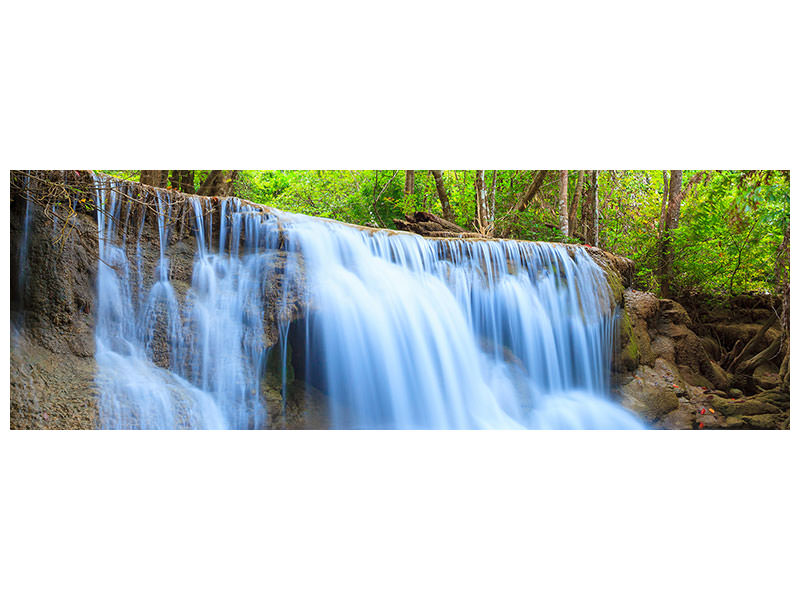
[92,176,643,429]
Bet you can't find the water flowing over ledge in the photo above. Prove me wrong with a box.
[15,172,645,429]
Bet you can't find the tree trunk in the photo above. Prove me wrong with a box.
[430,170,455,222]
[404,170,415,196]
[568,169,585,237]
[475,170,488,233]
[775,221,790,336]
[581,170,599,245]
[512,170,548,212]
[558,170,569,237]
[197,170,239,197]
[489,170,497,236]
[659,170,683,296]
[658,170,669,238]
[591,170,599,246]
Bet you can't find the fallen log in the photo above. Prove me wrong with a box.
[412,211,468,233]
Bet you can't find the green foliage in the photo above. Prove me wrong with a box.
[672,171,789,294]
[592,169,789,295]
[101,169,789,298]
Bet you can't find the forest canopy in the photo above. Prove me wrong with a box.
[103,169,790,298]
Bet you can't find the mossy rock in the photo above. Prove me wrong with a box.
[605,269,625,307]
[741,413,786,430]
[708,397,780,417]
[632,317,655,366]
[613,310,639,372]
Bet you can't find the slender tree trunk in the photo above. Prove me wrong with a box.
[475,170,488,233]
[568,169,585,237]
[658,170,669,238]
[404,170,415,195]
[591,170,599,246]
[558,170,569,237]
[580,170,592,241]
[776,221,790,336]
[489,170,497,236]
[659,170,683,296]
[512,170,548,212]
[430,170,455,222]
[775,219,790,388]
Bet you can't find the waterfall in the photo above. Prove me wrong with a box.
[91,177,643,429]
[15,172,34,317]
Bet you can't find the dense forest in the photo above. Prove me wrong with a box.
[108,169,790,299]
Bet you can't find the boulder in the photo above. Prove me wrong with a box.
[624,290,659,324]
[660,404,697,429]
[659,298,692,326]
[618,359,685,423]
[651,335,676,363]
[631,316,655,367]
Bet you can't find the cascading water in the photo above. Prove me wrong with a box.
[91,176,643,429]
[15,173,34,315]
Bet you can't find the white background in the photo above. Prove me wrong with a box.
[2,2,798,599]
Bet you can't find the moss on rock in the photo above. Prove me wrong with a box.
[613,310,640,373]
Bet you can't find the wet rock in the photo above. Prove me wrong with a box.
[618,360,683,423]
[651,335,676,363]
[660,404,696,429]
[10,329,98,429]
